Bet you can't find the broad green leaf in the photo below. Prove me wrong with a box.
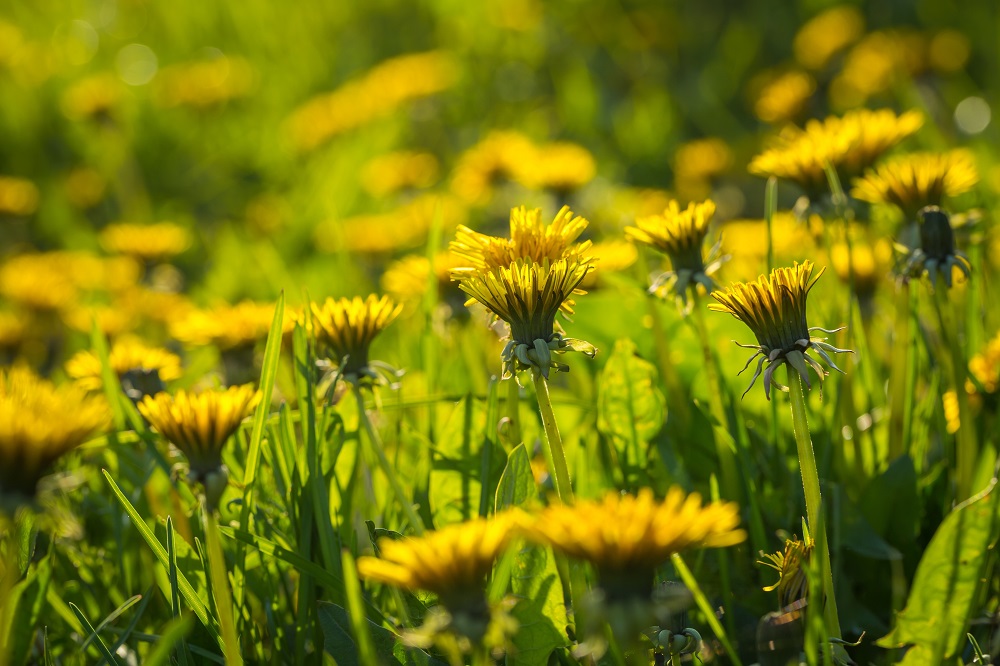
[860,454,919,549]
[597,339,666,469]
[317,602,445,666]
[877,478,1000,662]
[508,544,569,666]
[495,444,534,511]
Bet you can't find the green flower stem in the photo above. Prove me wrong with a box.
[887,283,912,460]
[671,553,743,666]
[203,507,243,666]
[787,368,842,640]
[506,377,522,446]
[931,290,978,500]
[531,372,574,502]
[901,290,919,459]
[354,386,426,535]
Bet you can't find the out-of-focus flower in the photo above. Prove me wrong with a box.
[0,176,39,216]
[0,366,109,505]
[171,301,286,350]
[626,199,726,307]
[116,287,195,327]
[62,305,137,337]
[63,168,107,209]
[288,51,458,152]
[718,214,821,282]
[309,295,402,384]
[66,336,183,393]
[793,6,865,71]
[154,56,254,109]
[61,73,121,121]
[100,222,192,262]
[759,534,814,609]
[943,389,961,434]
[751,70,816,125]
[244,193,289,236]
[851,150,978,219]
[0,312,26,353]
[517,142,597,193]
[830,30,926,109]
[315,194,467,254]
[519,488,745,603]
[582,240,638,288]
[673,138,732,200]
[749,109,923,196]
[897,206,970,288]
[928,30,971,73]
[450,131,538,205]
[381,252,465,308]
[969,332,1000,396]
[710,262,853,399]
[139,385,259,510]
[361,151,440,197]
[829,238,893,299]
[0,254,79,312]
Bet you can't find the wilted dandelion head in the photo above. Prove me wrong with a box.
[759,534,814,609]
[851,150,978,218]
[710,261,853,400]
[138,385,259,509]
[65,336,183,394]
[519,487,745,603]
[171,300,284,350]
[455,257,597,379]
[309,295,403,384]
[0,366,109,506]
[626,199,726,307]
[100,222,192,262]
[898,206,971,288]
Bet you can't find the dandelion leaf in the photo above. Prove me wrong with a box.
[318,601,443,666]
[597,338,666,467]
[508,544,570,665]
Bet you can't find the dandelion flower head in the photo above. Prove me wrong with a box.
[309,294,403,383]
[851,150,978,218]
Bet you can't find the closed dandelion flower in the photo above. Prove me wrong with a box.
[710,261,853,400]
[0,367,109,506]
[759,534,814,609]
[66,336,182,399]
[851,150,978,219]
[309,295,403,384]
[138,385,259,510]
[519,487,745,603]
[456,257,597,379]
[100,222,192,262]
[626,199,726,307]
[898,206,971,288]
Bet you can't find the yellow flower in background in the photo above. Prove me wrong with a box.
[626,199,725,305]
[315,194,467,254]
[455,257,597,379]
[749,109,923,194]
[851,150,978,216]
[62,305,138,337]
[61,73,121,121]
[0,254,80,312]
[450,131,537,204]
[0,311,26,352]
[381,252,464,307]
[711,262,853,399]
[361,151,440,197]
[829,238,893,297]
[718,214,821,282]
[64,167,107,209]
[288,51,458,152]
[928,29,971,73]
[0,366,109,504]
[0,175,39,216]
[171,300,285,350]
[100,222,192,262]
[759,534,814,609]
[309,295,402,383]
[673,138,733,200]
[66,336,183,393]
[793,5,865,70]
[969,332,1000,396]
[516,141,597,192]
[519,487,745,601]
[154,56,255,108]
[752,70,816,125]
[830,30,926,109]
[582,240,638,288]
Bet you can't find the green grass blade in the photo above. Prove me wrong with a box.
[671,553,743,666]
[69,602,121,666]
[341,550,377,666]
[143,616,195,666]
[103,588,154,664]
[166,518,193,666]
[219,526,344,597]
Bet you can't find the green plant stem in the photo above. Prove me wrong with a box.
[671,553,743,666]
[931,290,978,500]
[787,368,842,640]
[901,290,919,462]
[203,508,243,666]
[506,378,522,446]
[888,283,911,460]
[531,372,574,502]
[354,386,426,534]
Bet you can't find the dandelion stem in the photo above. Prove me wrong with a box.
[506,378,522,446]
[354,386,426,535]
[787,367,841,639]
[888,283,912,460]
[202,506,243,666]
[531,372,574,502]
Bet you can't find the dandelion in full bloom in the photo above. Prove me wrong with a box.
[759,534,814,609]
[626,199,726,308]
[138,385,259,510]
[0,367,109,506]
[710,261,853,399]
[519,487,745,603]
[99,222,192,262]
[897,206,971,288]
[309,295,403,384]
[851,150,979,219]
[65,336,183,399]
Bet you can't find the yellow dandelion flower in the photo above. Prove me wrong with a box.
[315,194,467,254]
[519,487,745,601]
[793,6,865,71]
[515,141,597,192]
[674,138,733,182]
[752,70,816,125]
[455,257,597,379]
[309,295,403,383]
[969,332,1000,396]
[66,336,183,393]
[929,30,971,73]
[61,73,121,121]
[582,240,638,288]
[99,222,192,261]
[0,366,109,503]
[851,150,978,217]
[719,213,822,282]
[0,311,26,351]
[749,109,923,194]
[0,254,80,312]
[139,385,259,508]
[942,389,961,434]
[830,30,926,109]
[171,301,286,350]
[710,261,853,400]
[829,238,892,297]
[381,252,464,307]
[154,56,254,109]
[759,535,814,609]
[450,130,538,205]
[626,199,725,305]
[61,304,137,337]
[0,175,39,216]
[361,151,440,197]
[898,207,971,288]
[357,513,516,606]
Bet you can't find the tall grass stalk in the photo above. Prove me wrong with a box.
[202,506,243,666]
[888,283,914,460]
[531,372,574,502]
[787,368,842,640]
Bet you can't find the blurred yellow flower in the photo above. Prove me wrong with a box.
[0,254,79,311]
[517,141,597,192]
[450,131,537,204]
[0,175,39,216]
[66,336,183,393]
[673,138,732,200]
[309,295,402,382]
[381,252,463,306]
[0,312,26,351]
[830,30,926,109]
[154,56,254,109]
[851,150,978,217]
[752,70,816,125]
[760,534,814,609]
[62,304,137,337]
[582,240,638,288]
[63,167,107,209]
[361,151,440,197]
[969,332,1000,396]
[100,222,192,261]
[711,262,852,399]
[829,238,893,297]
[171,301,286,350]
[793,6,865,70]
[929,29,971,73]
[943,389,961,434]
[519,487,745,600]
[315,194,467,254]
[288,51,458,152]
[0,366,109,503]
[61,73,121,121]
